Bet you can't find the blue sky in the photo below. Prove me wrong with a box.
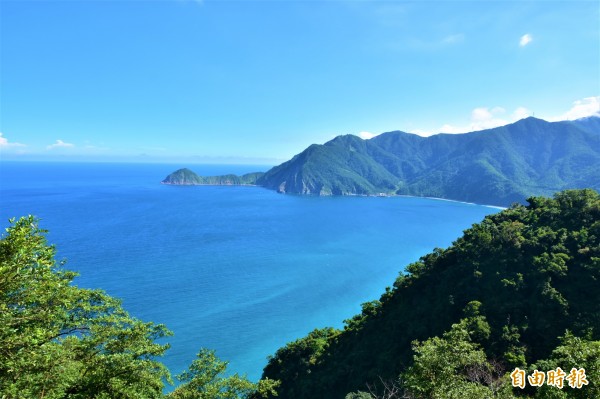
[1,0,598,164]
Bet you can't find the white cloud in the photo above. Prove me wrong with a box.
[519,34,532,47]
[468,107,508,131]
[471,107,494,122]
[413,97,597,138]
[47,139,75,150]
[409,128,435,136]
[550,97,600,121]
[0,133,26,148]
[358,131,377,140]
[438,106,529,134]
[438,124,460,134]
[512,107,532,120]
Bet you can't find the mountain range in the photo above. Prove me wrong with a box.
[162,116,600,206]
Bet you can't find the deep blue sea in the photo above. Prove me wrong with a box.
[0,161,500,387]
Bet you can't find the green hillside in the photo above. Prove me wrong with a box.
[261,189,600,398]
[258,117,600,206]
[257,136,400,195]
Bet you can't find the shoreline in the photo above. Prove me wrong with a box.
[419,196,507,210]
[161,182,260,187]
[162,181,508,209]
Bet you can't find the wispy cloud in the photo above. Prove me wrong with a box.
[0,133,26,148]
[47,139,75,150]
[519,33,532,47]
[550,96,600,121]
[422,105,532,135]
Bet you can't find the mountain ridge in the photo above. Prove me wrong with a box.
[162,116,600,206]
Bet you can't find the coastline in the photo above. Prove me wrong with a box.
[420,195,508,210]
[162,181,508,209]
[161,182,260,187]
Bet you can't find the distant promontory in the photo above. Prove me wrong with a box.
[162,116,600,206]
[162,168,265,186]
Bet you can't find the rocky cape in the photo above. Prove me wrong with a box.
[161,168,264,186]
[162,116,600,206]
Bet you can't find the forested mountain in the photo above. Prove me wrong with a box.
[164,117,600,206]
[260,189,600,399]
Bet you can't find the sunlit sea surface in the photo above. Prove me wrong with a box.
[0,161,499,386]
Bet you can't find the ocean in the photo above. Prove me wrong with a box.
[0,161,499,386]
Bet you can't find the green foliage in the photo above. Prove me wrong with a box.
[262,189,600,398]
[531,332,600,398]
[168,349,279,399]
[346,322,600,399]
[345,392,374,399]
[0,216,172,398]
[0,216,278,399]
[261,328,340,398]
[343,301,382,330]
[401,313,515,399]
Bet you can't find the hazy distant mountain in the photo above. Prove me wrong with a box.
[163,116,600,206]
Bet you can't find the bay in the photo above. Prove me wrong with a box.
[0,161,499,385]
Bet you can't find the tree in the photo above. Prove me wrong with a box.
[261,327,340,398]
[168,349,279,399]
[0,216,172,398]
[531,332,600,399]
[0,216,280,399]
[400,306,515,399]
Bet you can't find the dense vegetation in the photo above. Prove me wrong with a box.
[164,117,600,206]
[261,189,600,398]
[0,216,278,399]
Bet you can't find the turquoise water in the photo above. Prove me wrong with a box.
[0,161,499,385]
